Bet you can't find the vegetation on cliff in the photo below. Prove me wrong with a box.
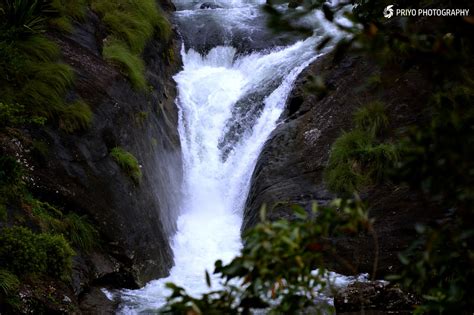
[110,146,143,184]
[91,0,172,89]
[0,0,172,312]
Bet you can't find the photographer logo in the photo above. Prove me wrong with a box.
[383,5,394,18]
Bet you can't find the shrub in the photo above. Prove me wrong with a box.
[59,100,93,133]
[28,197,99,252]
[38,233,74,280]
[0,227,74,281]
[164,200,372,314]
[110,147,142,183]
[103,41,146,90]
[0,103,46,127]
[0,227,48,276]
[353,101,389,136]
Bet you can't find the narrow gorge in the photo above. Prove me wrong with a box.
[1,0,472,314]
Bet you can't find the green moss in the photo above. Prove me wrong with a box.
[59,100,93,133]
[0,227,74,281]
[353,101,389,136]
[103,41,146,89]
[110,147,142,183]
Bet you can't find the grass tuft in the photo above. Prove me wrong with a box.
[59,100,93,133]
[353,101,389,136]
[91,0,172,88]
[110,147,142,184]
[63,213,99,252]
[103,40,146,89]
[324,129,399,195]
[48,0,87,32]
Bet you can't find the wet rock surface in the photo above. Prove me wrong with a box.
[0,5,183,313]
[243,51,443,277]
[335,281,419,314]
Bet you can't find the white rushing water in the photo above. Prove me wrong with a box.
[118,1,349,313]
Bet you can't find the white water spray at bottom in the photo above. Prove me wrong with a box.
[119,37,321,313]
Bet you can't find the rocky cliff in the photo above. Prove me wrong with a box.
[243,51,442,277]
[1,2,182,312]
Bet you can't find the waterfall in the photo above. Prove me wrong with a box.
[118,1,338,313]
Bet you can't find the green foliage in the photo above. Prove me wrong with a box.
[63,213,99,252]
[0,0,53,36]
[0,11,91,130]
[0,269,19,295]
[110,147,142,183]
[0,226,46,276]
[91,0,171,88]
[389,82,474,313]
[353,101,389,136]
[389,222,474,314]
[20,60,75,118]
[103,41,146,89]
[163,200,372,314]
[29,198,99,251]
[0,226,74,281]
[324,128,398,195]
[0,103,46,127]
[39,233,75,281]
[49,0,87,32]
[59,100,93,133]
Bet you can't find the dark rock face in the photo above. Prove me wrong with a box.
[200,2,223,9]
[243,52,442,277]
[19,7,183,310]
[335,281,419,314]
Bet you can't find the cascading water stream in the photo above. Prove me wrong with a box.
[118,1,345,313]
